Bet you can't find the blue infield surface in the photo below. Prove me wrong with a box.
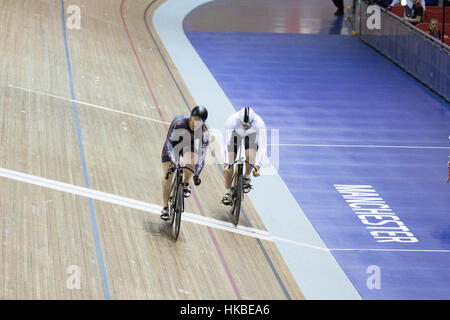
[185,30,450,299]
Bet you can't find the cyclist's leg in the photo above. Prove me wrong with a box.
[224,152,235,188]
[161,161,174,208]
[243,134,258,193]
[244,132,258,176]
[160,160,174,220]
[245,148,257,175]
[222,135,238,205]
[225,134,239,189]
[182,149,197,184]
[161,144,178,208]
[181,150,196,198]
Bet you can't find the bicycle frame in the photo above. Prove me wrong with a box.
[165,162,198,190]
[164,160,197,240]
[227,139,257,178]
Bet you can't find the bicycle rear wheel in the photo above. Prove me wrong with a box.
[172,181,184,240]
[231,165,243,226]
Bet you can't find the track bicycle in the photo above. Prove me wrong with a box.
[224,143,257,226]
[165,160,199,240]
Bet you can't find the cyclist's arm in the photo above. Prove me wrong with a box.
[254,117,268,168]
[222,116,236,166]
[165,118,184,162]
[195,130,210,175]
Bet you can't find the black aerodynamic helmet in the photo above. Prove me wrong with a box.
[190,105,208,123]
[239,106,255,126]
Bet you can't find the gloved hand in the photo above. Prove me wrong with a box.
[253,166,260,177]
[194,175,201,186]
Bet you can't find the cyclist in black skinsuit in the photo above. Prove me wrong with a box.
[160,106,209,220]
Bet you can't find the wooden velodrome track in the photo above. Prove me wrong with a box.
[0,0,304,299]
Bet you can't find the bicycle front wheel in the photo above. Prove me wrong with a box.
[172,182,184,240]
[232,167,243,226]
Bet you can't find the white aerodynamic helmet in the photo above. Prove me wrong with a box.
[239,106,255,126]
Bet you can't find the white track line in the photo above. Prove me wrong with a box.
[0,167,321,250]
[8,84,170,125]
[1,167,449,253]
[270,143,450,150]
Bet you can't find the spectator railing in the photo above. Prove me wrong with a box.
[353,1,449,102]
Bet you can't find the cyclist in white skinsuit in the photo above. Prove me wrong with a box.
[221,106,267,205]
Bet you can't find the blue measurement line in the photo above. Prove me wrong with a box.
[61,0,111,300]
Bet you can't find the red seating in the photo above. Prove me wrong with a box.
[446,7,450,22]
[416,22,429,32]
[424,6,448,23]
[390,5,405,18]
[444,24,450,34]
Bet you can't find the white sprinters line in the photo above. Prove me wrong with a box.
[0,166,311,248]
[8,84,170,125]
[1,167,449,253]
[270,143,450,150]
